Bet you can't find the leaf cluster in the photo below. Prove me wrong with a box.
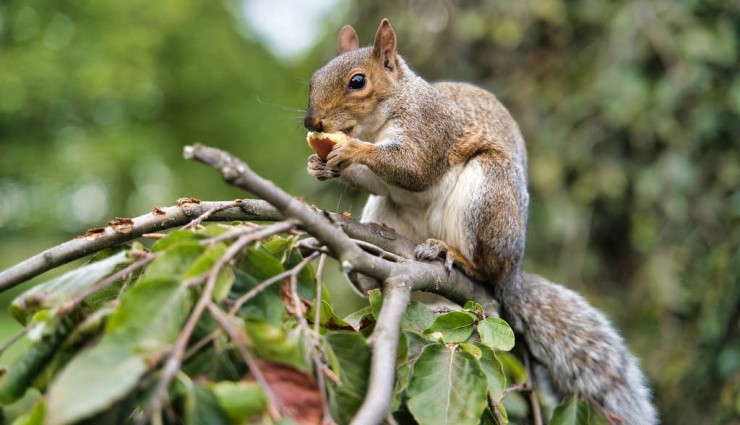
[0,223,610,424]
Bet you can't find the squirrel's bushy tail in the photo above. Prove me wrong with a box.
[497,273,658,425]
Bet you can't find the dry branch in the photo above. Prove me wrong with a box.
[0,200,280,291]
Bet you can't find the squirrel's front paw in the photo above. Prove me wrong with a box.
[307,154,340,181]
[326,138,369,170]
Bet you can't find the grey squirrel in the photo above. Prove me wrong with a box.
[304,18,658,424]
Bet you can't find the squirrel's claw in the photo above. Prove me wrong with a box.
[325,149,349,170]
[326,138,365,170]
[414,239,454,274]
[414,238,479,279]
[307,154,340,180]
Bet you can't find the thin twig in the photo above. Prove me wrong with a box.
[183,329,220,361]
[523,349,542,425]
[296,238,332,255]
[203,221,284,245]
[505,382,531,394]
[583,394,621,425]
[207,303,288,421]
[227,251,319,316]
[0,328,28,356]
[143,233,254,423]
[58,254,157,315]
[285,256,334,424]
[312,254,333,423]
[353,239,405,262]
[490,397,507,425]
[313,254,328,336]
[181,200,243,230]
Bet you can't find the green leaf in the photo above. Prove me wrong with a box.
[45,336,148,425]
[143,241,205,280]
[45,277,191,425]
[82,281,126,311]
[463,300,485,316]
[407,343,489,425]
[150,230,201,252]
[460,342,482,358]
[10,251,130,324]
[182,243,226,279]
[261,236,292,259]
[392,332,410,411]
[326,332,371,424]
[184,383,230,425]
[550,394,611,425]
[479,407,497,425]
[195,224,232,238]
[309,299,351,330]
[497,352,527,384]
[10,399,45,425]
[423,311,477,343]
[477,317,515,351]
[284,247,318,300]
[550,395,581,425]
[183,243,234,302]
[404,330,431,366]
[244,320,304,370]
[0,318,74,404]
[231,268,284,325]
[241,246,285,281]
[478,345,507,403]
[343,305,373,331]
[401,301,436,334]
[105,277,192,351]
[368,288,382,320]
[210,380,267,422]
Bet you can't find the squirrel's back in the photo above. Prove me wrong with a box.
[434,81,528,172]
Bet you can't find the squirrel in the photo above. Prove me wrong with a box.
[304,19,657,424]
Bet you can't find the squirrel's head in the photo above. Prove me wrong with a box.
[304,19,402,138]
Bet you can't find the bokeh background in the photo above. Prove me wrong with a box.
[0,0,737,423]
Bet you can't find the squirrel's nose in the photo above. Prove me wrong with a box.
[304,115,324,132]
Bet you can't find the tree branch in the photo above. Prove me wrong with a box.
[350,276,412,425]
[183,144,392,281]
[0,199,278,291]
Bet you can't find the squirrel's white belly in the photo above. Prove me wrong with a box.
[361,160,484,262]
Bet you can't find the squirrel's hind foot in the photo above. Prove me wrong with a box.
[414,238,481,280]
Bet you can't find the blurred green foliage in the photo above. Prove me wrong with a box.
[0,0,737,423]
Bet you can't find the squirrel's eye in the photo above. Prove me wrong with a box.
[348,74,366,90]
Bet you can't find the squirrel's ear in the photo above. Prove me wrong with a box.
[337,25,359,54]
[372,18,397,72]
